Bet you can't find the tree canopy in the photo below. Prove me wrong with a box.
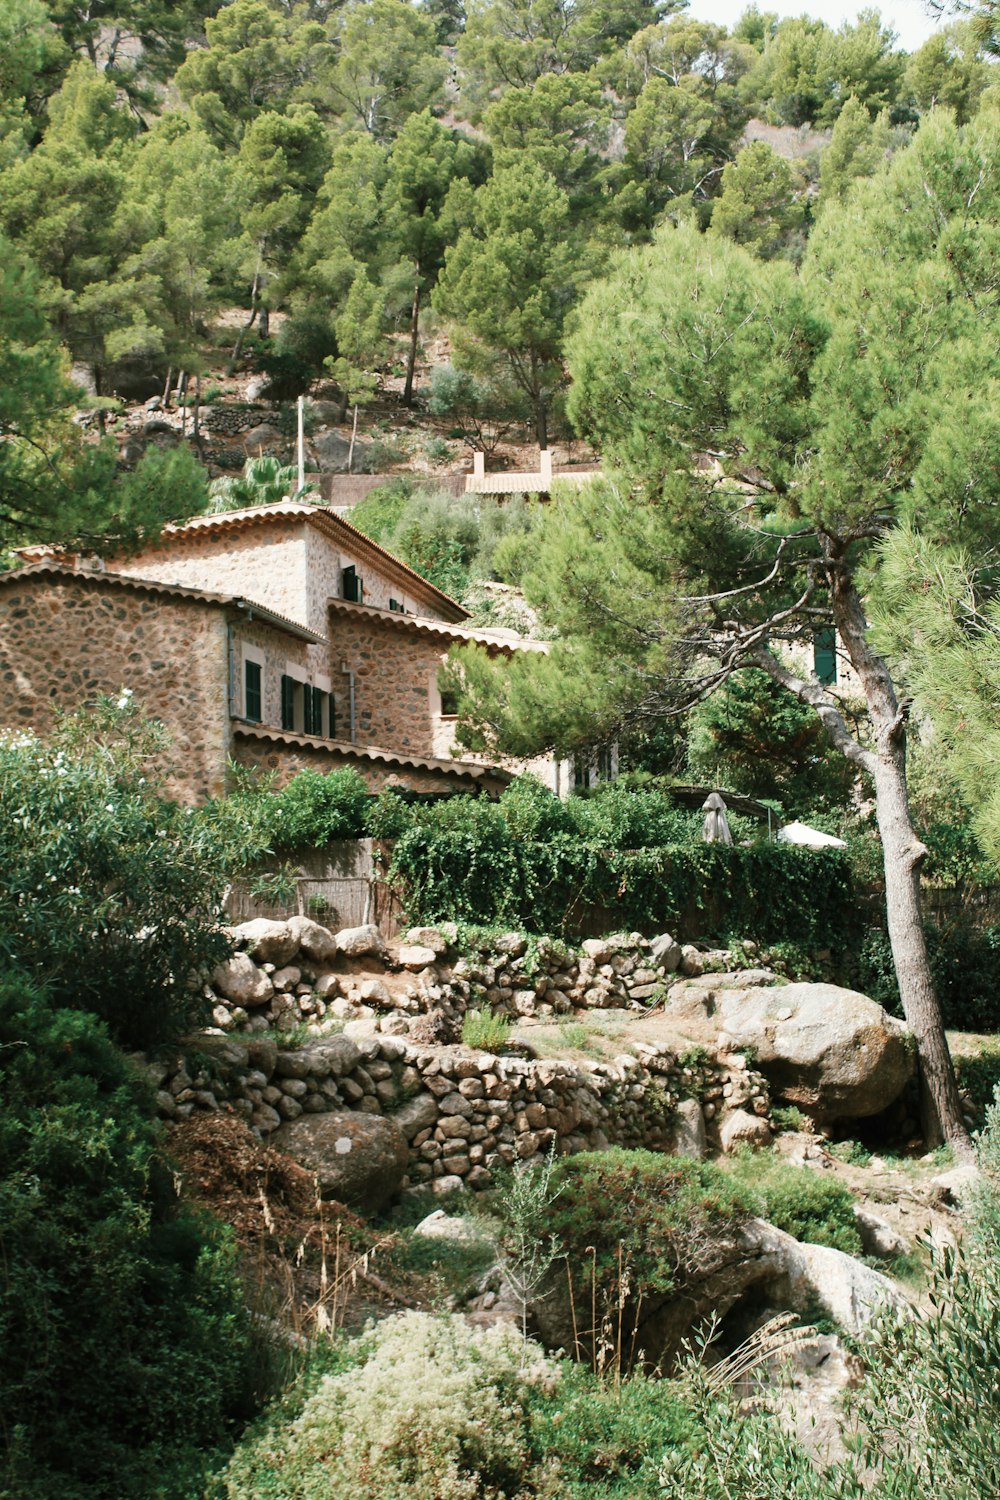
[449,110,1000,1147]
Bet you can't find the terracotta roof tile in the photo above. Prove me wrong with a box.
[232,723,513,784]
[326,596,548,653]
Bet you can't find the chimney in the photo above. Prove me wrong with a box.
[540,449,553,486]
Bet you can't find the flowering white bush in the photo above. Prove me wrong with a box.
[222,1312,559,1500]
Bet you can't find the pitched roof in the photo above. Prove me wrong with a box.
[164,502,470,623]
[233,723,513,786]
[326,596,548,654]
[0,562,326,644]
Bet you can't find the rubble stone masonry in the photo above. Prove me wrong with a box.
[0,574,231,801]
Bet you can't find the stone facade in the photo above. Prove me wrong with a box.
[0,570,232,801]
[6,502,554,802]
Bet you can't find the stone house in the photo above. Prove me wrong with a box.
[2,501,567,802]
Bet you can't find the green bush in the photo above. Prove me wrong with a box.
[725,1150,862,1254]
[0,700,233,1048]
[266,768,370,849]
[857,922,1000,1031]
[388,778,858,944]
[0,978,260,1500]
[219,1311,552,1499]
[461,1006,512,1050]
[221,1310,697,1500]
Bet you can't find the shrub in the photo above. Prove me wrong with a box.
[388,778,858,944]
[266,768,370,849]
[0,700,233,1048]
[857,921,1000,1031]
[461,1006,512,1050]
[0,978,260,1500]
[220,1311,554,1500]
[725,1150,862,1255]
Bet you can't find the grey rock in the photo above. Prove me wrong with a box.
[273,1111,408,1214]
[671,1098,707,1159]
[309,1034,361,1076]
[231,918,300,967]
[405,927,452,956]
[313,428,372,473]
[392,1092,439,1141]
[212,952,273,1008]
[413,1210,492,1248]
[396,944,438,971]
[717,983,915,1121]
[335,923,387,959]
[243,422,284,449]
[854,1207,911,1259]
[650,932,682,973]
[287,915,340,964]
[720,1108,772,1153]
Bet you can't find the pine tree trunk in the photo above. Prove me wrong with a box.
[347,404,359,473]
[403,282,421,406]
[535,397,548,451]
[830,564,970,1151]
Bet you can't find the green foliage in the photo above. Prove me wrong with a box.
[209,454,317,512]
[387,777,858,943]
[708,141,805,260]
[0,976,259,1500]
[954,1043,1000,1119]
[686,666,859,813]
[461,1006,512,1049]
[253,306,338,400]
[543,1149,756,1376]
[209,767,371,856]
[351,480,536,598]
[857,922,1000,1033]
[0,697,236,1049]
[726,1150,863,1254]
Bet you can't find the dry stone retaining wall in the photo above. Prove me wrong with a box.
[149,1029,769,1193]
[153,916,771,1190]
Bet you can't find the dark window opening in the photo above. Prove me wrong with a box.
[245,661,262,723]
[342,565,363,603]
[304,685,328,737]
[440,689,460,716]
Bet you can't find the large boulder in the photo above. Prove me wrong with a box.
[231,918,300,966]
[273,1111,408,1214]
[336,923,387,959]
[530,1214,906,1371]
[716,983,914,1121]
[313,428,372,473]
[211,952,274,1008]
[286,915,339,964]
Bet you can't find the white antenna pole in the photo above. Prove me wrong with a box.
[297,395,305,494]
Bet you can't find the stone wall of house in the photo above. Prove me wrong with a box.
[232,616,316,726]
[230,728,508,795]
[306,525,427,628]
[331,609,445,757]
[108,518,317,645]
[0,575,230,802]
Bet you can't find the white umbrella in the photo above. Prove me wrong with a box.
[702,792,733,845]
[777,820,847,849]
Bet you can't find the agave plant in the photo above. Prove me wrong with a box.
[207,456,320,513]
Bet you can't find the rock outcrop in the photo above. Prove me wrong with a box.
[715,983,914,1121]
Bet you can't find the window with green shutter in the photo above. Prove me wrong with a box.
[814,628,837,686]
[245,661,262,722]
[342,565,363,603]
[281,674,296,731]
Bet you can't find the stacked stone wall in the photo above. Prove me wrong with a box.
[151,1030,767,1193]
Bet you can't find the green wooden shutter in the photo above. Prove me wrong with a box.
[814,628,837,686]
[281,675,295,731]
[245,661,262,722]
